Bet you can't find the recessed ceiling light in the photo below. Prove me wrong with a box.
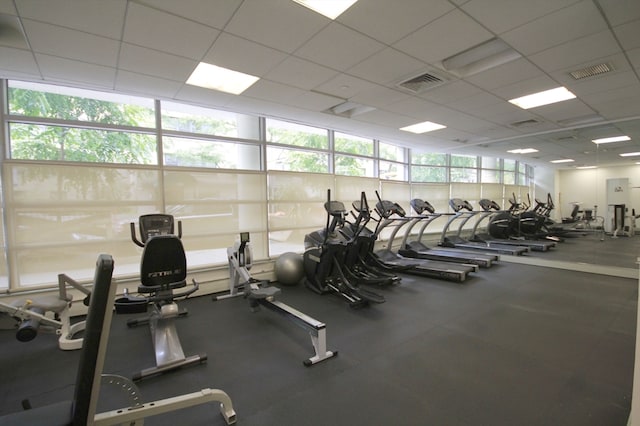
[507,148,538,154]
[550,159,575,163]
[400,121,446,134]
[441,38,521,77]
[509,87,576,109]
[576,166,597,169]
[187,62,259,95]
[620,152,640,157]
[592,135,631,144]
[292,0,358,19]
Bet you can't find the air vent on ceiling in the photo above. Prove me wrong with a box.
[510,119,541,128]
[396,70,448,94]
[569,63,613,80]
[556,135,577,141]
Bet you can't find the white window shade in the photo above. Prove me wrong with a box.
[5,163,162,286]
[267,171,335,255]
[164,170,268,264]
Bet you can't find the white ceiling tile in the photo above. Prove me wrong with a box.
[0,15,29,49]
[119,43,197,82]
[346,48,427,85]
[338,0,453,44]
[501,1,608,55]
[0,46,40,76]
[243,79,305,104]
[589,94,640,118]
[35,54,116,88]
[264,56,337,90]
[418,80,484,105]
[352,109,415,128]
[393,9,493,64]
[115,70,182,99]
[597,0,640,26]
[492,75,558,100]
[614,19,640,51]
[173,84,237,109]
[384,96,438,117]
[289,91,344,111]
[442,91,504,113]
[578,78,640,104]
[134,0,243,29]
[629,47,640,70]
[313,74,381,99]
[295,23,385,72]
[16,0,126,39]
[0,0,16,14]
[123,2,219,59]
[350,86,411,108]
[461,0,578,34]
[562,68,637,98]
[201,33,288,78]
[531,99,597,122]
[476,107,540,127]
[528,30,620,73]
[551,53,632,89]
[464,58,543,91]
[225,0,328,53]
[23,20,119,66]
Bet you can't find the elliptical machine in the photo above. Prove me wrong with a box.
[215,232,336,366]
[303,190,385,308]
[339,192,401,286]
[115,214,205,380]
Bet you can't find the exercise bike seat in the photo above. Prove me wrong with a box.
[138,235,188,294]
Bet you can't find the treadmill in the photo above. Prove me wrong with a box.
[439,198,529,256]
[372,198,477,283]
[398,198,498,268]
[469,199,556,252]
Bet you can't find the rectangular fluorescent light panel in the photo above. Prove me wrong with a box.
[592,135,631,144]
[292,0,358,19]
[620,152,640,157]
[509,87,576,109]
[400,121,447,134]
[576,166,596,169]
[187,62,259,95]
[507,148,538,154]
[550,159,574,163]
[441,38,521,77]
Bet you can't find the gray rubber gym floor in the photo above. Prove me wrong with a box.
[0,232,637,425]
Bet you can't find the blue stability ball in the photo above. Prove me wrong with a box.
[275,252,304,286]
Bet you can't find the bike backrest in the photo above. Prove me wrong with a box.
[140,235,187,292]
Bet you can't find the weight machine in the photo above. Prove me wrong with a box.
[0,272,92,350]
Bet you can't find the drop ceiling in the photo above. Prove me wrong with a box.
[0,0,639,169]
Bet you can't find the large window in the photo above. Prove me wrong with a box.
[379,142,407,181]
[450,154,478,183]
[0,78,536,291]
[161,101,240,137]
[334,132,374,177]
[8,81,157,164]
[266,119,329,173]
[411,152,447,183]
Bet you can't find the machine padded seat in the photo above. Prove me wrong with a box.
[138,235,188,294]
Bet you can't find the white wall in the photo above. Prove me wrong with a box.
[532,165,558,217]
[557,165,640,225]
